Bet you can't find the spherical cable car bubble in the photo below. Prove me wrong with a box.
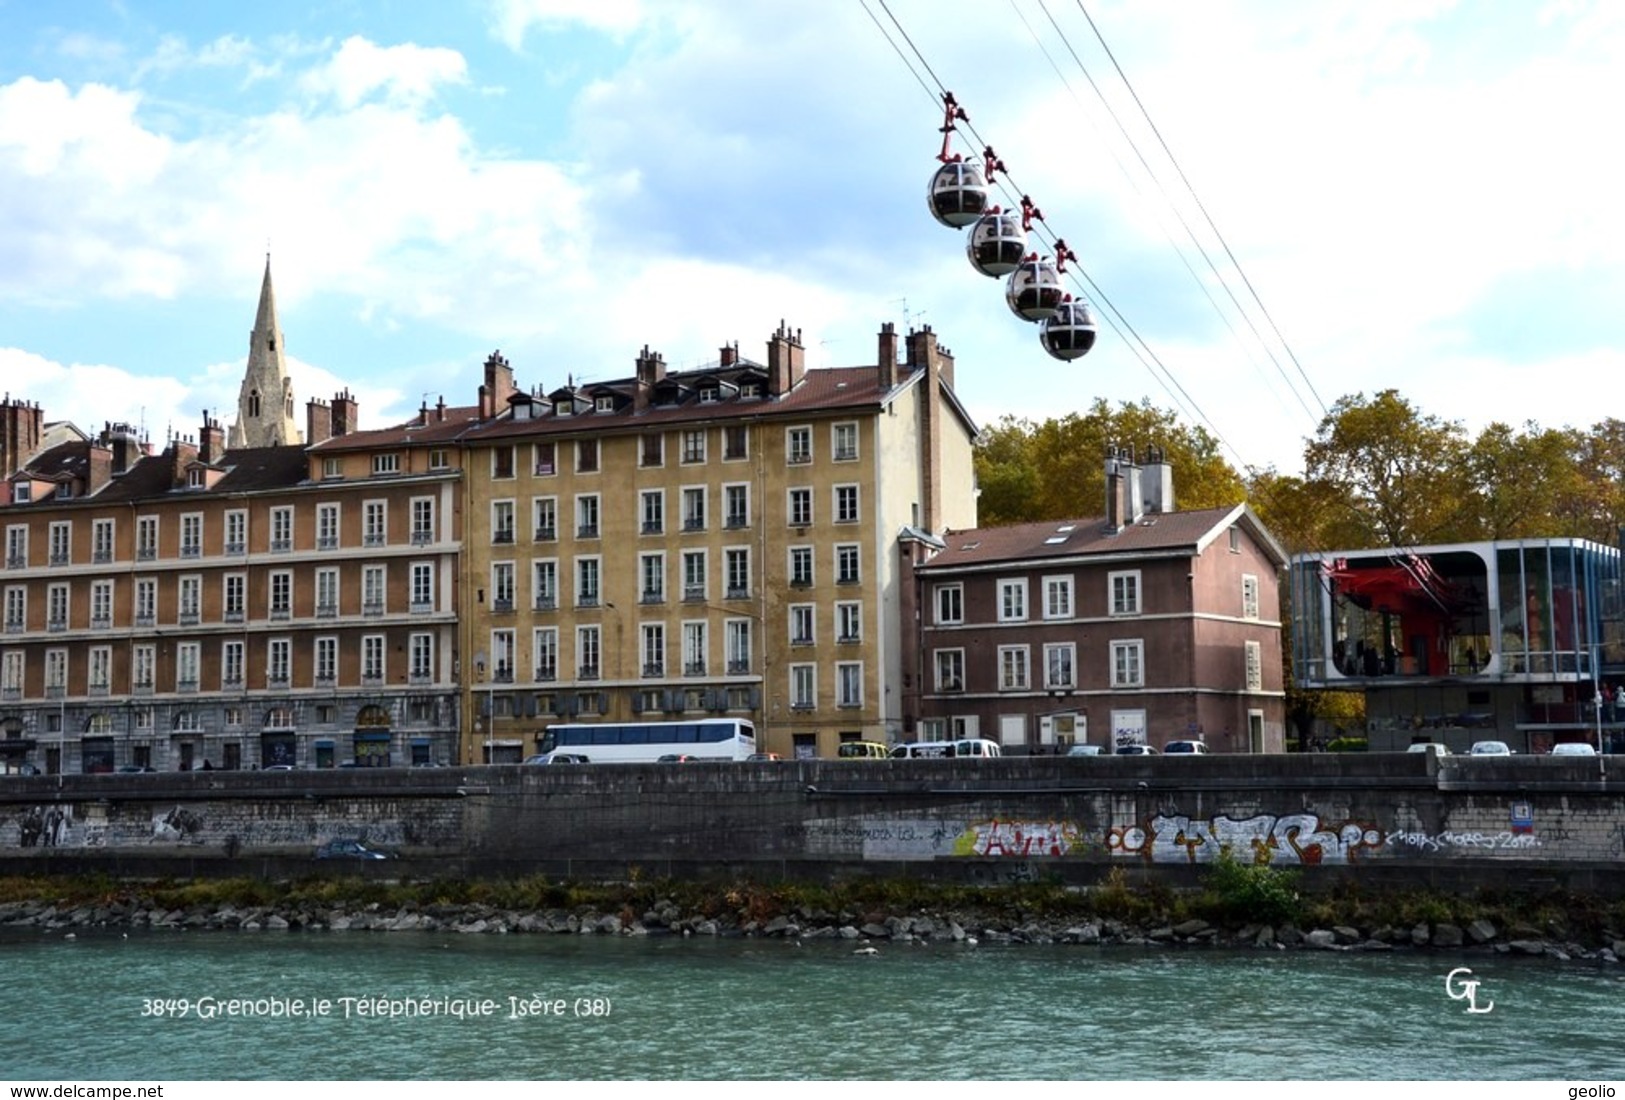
[965,209,1027,277]
[927,160,988,228]
[1040,297,1098,360]
[1005,255,1065,322]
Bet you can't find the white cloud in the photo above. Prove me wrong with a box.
[297,36,468,109]
[487,0,647,48]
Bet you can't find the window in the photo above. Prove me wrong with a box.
[837,601,862,643]
[998,579,1027,622]
[270,507,293,552]
[136,516,158,561]
[48,521,70,566]
[641,623,665,676]
[0,650,20,696]
[724,425,748,460]
[363,564,386,615]
[999,646,1030,690]
[682,550,707,601]
[789,546,813,587]
[533,560,557,610]
[45,583,67,631]
[44,648,67,696]
[314,637,338,686]
[4,526,24,570]
[492,500,515,544]
[362,635,385,685]
[411,498,435,545]
[640,490,664,535]
[411,562,434,612]
[178,575,200,625]
[1242,574,1260,620]
[492,562,515,611]
[315,568,338,618]
[534,628,558,681]
[134,578,155,627]
[1229,527,1241,553]
[836,544,860,585]
[837,662,863,707]
[834,485,859,523]
[1044,643,1076,689]
[790,664,816,709]
[533,497,557,541]
[269,571,292,619]
[640,433,664,468]
[788,487,813,527]
[491,630,516,682]
[576,494,600,538]
[429,449,449,470]
[577,625,601,679]
[682,621,707,676]
[1110,570,1141,616]
[640,553,665,603]
[1246,641,1263,692]
[1044,575,1073,619]
[92,518,114,564]
[833,422,858,462]
[725,619,751,673]
[576,438,599,473]
[322,456,342,480]
[724,484,749,528]
[935,649,965,692]
[91,579,112,628]
[492,446,516,479]
[681,429,706,464]
[130,644,155,692]
[787,426,812,464]
[576,557,601,607]
[682,487,706,531]
[222,641,244,689]
[411,634,435,684]
[317,503,340,550]
[363,500,387,547]
[1111,640,1144,688]
[935,584,963,625]
[267,638,291,687]
[88,646,110,695]
[225,510,246,555]
[725,548,750,598]
[790,604,814,646]
[595,394,615,413]
[176,514,201,558]
[371,453,399,476]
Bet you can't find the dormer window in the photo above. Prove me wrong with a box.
[595,395,615,413]
[372,453,400,476]
[12,483,29,504]
[740,382,762,398]
[186,468,205,489]
[699,387,720,404]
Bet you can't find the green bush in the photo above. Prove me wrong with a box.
[1326,736,1369,752]
[1201,853,1301,925]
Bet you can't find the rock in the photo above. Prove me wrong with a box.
[948,921,967,942]
[1305,929,1339,950]
[1276,926,1304,946]
[1173,919,1211,937]
[1433,924,1465,947]
[1332,925,1363,944]
[1254,926,1276,948]
[596,915,622,935]
[1508,940,1546,956]
[1467,919,1498,944]
[860,922,890,939]
[802,925,835,940]
[764,916,792,936]
[1410,923,1430,946]
[837,925,861,940]
[265,915,289,931]
[693,920,719,936]
[1360,940,1392,951]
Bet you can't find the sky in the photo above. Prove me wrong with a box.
[1,0,1621,483]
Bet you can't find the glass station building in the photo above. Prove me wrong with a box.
[1289,539,1625,751]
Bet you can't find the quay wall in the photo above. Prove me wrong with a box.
[2,755,1621,892]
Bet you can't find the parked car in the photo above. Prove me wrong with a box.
[745,753,783,762]
[314,839,393,860]
[115,764,156,774]
[1469,740,1513,756]
[263,763,296,771]
[1065,744,1103,756]
[522,753,590,765]
[1549,742,1597,756]
[657,754,698,763]
[1115,744,1159,756]
[1407,742,1451,756]
[1162,740,1208,754]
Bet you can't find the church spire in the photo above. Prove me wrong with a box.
[229,254,303,450]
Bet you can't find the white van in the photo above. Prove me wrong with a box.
[890,739,1002,759]
[953,738,1002,758]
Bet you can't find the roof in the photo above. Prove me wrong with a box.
[918,503,1286,572]
[10,441,90,485]
[308,404,482,453]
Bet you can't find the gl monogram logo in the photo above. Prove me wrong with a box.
[1444,967,1495,1014]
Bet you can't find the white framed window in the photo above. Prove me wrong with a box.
[46,582,67,631]
[577,625,601,678]
[790,663,816,709]
[180,514,202,558]
[363,500,388,547]
[1044,643,1076,689]
[836,661,863,707]
[322,456,342,480]
[492,499,515,544]
[533,496,558,541]
[640,490,664,535]
[371,452,400,476]
[0,650,21,695]
[491,445,516,479]
[88,646,111,694]
[533,441,557,476]
[269,570,293,619]
[411,497,435,545]
[836,544,860,584]
[1246,640,1263,692]
[786,426,812,464]
[411,562,435,612]
[136,516,158,560]
[788,487,813,527]
[832,421,859,462]
[725,547,750,598]
[640,552,665,603]
[314,637,338,685]
[315,568,338,618]
[789,546,813,587]
[533,560,558,610]
[177,575,200,625]
[640,433,664,468]
[682,621,707,676]
[223,572,246,622]
[490,630,516,682]
[225,509,247,555]
[1242,574,1261,620]
[833,484,859,524]
[492,561,516,611]
[90,579,113,628]
[362,635,385,684]
[681,428,707,464]
[725,619,751,673]
[998,578,1027,622]
[641,623,665,676]
[576,494,600,538]
[270,506,293,552]
[724,483,749,528]
[836,601,862,643]
[576,556,601,607]
[789,604,814,645]
[91,518,115,563]
[533,628,558,681]
[723,424,749,460]
[134,578,155,625]
[267,638,291,686]
[410,633,434,683]
[682,550,707,601]
[576,438,599,474]
[999,645,1030,690]
[132,644,154,691]
[221,641,244,689]
[1111,639,1145,688]
[1110,570,1141,616]
[317,503,341,550]
[429,449,449,470]
[682,486,706,531]
[934,649,965,692]
[48,521,71,565]
[1043,575,1073,619]
[935,583,963,625]
[363,564,386,615]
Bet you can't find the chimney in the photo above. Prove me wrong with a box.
[200,410,226,464]
[877,322,898,390]
[86,441,113,495]
[331,389,358,436]
[907,326,946,531]
[0,396,44,477]
[306,398,333,446]
[483,350,516,419]
[1125,448,1143,523]
[436,396,446,423]
[169,435,199,487]
[634,345,666,412]
[1104,444,1136,532]
[720,342,737,368]
[766,321,806,396]
[101,421,142,475]
[1142,444,1175,514]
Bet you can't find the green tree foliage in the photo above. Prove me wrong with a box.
[974,399,1245,525]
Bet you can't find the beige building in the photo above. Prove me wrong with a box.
[457,323,978,761]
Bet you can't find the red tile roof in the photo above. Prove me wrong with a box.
[919,505,1266,571]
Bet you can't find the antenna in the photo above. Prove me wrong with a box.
[892,297,927,332]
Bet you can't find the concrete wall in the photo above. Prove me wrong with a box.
[3,755,1622,890]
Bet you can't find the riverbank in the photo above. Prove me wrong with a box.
[4,866,1623,963]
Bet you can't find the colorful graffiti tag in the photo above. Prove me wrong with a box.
[1107,813,1385,865]
[952,819,1084,858]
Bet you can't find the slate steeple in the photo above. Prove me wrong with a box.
[229,255,303,450]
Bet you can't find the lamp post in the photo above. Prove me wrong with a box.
[473,651,488,764]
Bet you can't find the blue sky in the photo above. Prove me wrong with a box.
[2,0,1621,483]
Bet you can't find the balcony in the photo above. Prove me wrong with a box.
[790,699,814,711]
[641,521,663,535]
[534,595,557,611]
[790,577,813,589]
[725,515,748,530]
[577,595,600,609]
[493,598,514,613]
[5,555,24,569]
[838,632,860,644]
[641,589,664,605]
[684,661,706,677]
[791,634,813,646]
[682,518,705,532]
[45,684,65,699]
[493,529,514,545]
[179,612,200,626]
[410,599,434,614]
[835,447,858,462]
[409,672,432,686]
[363,601,384,617]
[181,545,201,559]
[88,682,109,697]
[411,530,434,546]
[363,534,386,548]
[134,679,155,696]
[270,607,292,621]
[534,665,557,682]
[643,662,665,678]
[47,618,66,633]
[683,586,706,602]
[534,525,556,542]
[177,678,199,694]
[578,665,600,681]
[577,524,599,539]
[788,453,812,465]
[314,674,336,689]
[91,615,111,630]
[49,552,69,567]
[134,613,155,628]
[222,676,244,691]
[492,666,514,684]
[726,586,750,600]
[0,686,18,702]
[938,678,964,693]
[362,674,384,688]
[92,549,112,564]
[318,536,339,551]
[137,546,156,562]
[226,541,245,556]
[271,539,292,553]
[3,620,21,635]
[314,604,335,620]
[727,658,751,674]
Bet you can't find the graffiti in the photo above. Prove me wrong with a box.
[803,817,964,860]
[1610,823,1625,857]
[17,805,71,848]
[153,806,205,843]
[1107,813,1384,865]
[1386,831,1542,852]
[953,819,1083,858]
